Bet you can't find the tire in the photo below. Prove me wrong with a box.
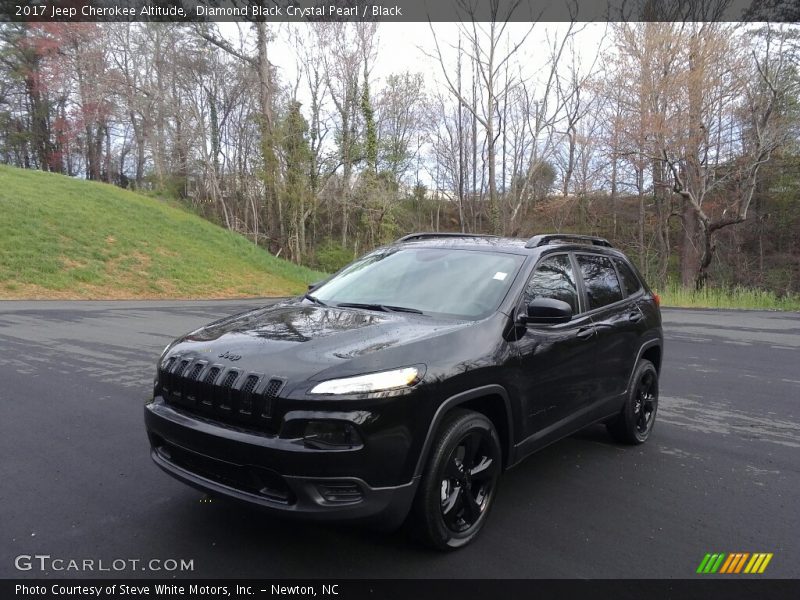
[607,359,659,445]
[410,409,502,550]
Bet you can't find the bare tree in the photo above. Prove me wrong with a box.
[428,1,536,233]
[315,22,377,246]
[376,71,426,184]
[504,23,580,235]
[662,23,799,288]
[196,22,279,249]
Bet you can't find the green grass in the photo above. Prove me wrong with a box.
[0,165,325,299]
[657,281,800,311]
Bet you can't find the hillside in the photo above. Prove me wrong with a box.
[0,166,324,299]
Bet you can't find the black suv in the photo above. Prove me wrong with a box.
[145,233,662,549]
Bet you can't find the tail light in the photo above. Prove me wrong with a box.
[653,293,661,307]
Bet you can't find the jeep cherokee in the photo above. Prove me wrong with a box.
[145,233,663,549]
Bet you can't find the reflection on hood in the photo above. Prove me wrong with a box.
[186,303,386,344]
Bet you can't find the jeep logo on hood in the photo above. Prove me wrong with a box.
[218,351,242,361]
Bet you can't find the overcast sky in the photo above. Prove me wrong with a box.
[220,21,612,102]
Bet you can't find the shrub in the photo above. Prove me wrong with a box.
[312,242,354,273]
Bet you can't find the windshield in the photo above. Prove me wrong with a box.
[311,247,525,319]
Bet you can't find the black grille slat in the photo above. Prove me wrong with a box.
[185,363,205,404]
[187,363,204,380]
[201,366,221,406]
[241,375,259,395]
[173,359,189,377]
[221,371,238,388]
[260,378,283,418]
[239,375,260,415]
[204,366,221,384]
[218,370,239,412]
[160,357,176,394]
[159,362,280,433]
[264,379,283,398]
[172,360,190,398]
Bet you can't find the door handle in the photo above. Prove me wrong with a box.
[576,327,596,339]
[628,311,643,323]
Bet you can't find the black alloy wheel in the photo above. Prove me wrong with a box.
[633,368,658,438]
[607,359,659,444]
[439,429,497,533]
[411,409,502,549]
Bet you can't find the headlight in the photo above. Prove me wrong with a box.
[309,367,422,395]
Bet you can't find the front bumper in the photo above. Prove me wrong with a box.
[144,400,418,527]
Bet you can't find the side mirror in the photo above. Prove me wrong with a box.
[308,281,322,292]
[519,298,573,325]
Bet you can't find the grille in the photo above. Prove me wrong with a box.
[174,359,189,378]
[158,358,282,432]
[239,375,260,415]
[264,378,282,398]
[241,374,259,395]
[220,370,239,388]
[219,370,239,410]
[187,363,204,380]
[204,366,221,384]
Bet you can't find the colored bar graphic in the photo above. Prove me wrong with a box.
[697,554,712,574]
[719,554,736,574]
[710,553,726,573]
[724,553,740,574]
[745,554,762,573]
[727,553,738,573]
[698,552,772,574]
[758,554,773,573]
[734,553,749,573]
[703,554,719,573]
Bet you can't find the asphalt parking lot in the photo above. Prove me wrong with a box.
[1,300,798,578]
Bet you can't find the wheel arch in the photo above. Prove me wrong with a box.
[641,344,662,373]
[414,385,514,478]
[625,339,662,395]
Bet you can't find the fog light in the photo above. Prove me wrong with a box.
[303,421,362,449]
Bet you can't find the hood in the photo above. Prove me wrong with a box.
[163,300,474,389]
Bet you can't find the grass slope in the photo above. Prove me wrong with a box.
[0,165,324,299]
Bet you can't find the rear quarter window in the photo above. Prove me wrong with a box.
[613,258,643,296]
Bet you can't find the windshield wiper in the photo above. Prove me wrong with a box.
[303,293,328,306]
[336,302,424,315]
[383,304,424,314]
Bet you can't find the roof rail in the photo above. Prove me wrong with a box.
[396,232,500,243]
[525,234,612,249]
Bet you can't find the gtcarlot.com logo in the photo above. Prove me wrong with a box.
[14,554,194,572]
[696,552,773,574]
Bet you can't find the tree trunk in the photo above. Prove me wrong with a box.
[256,23,278,248]
[680,200,700,287]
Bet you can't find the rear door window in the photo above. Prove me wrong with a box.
[576,254,623,310]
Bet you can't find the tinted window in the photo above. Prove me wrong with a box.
[524,254,579,313]
[313,248,524,319]
[613,258,642,296]
[577,255,623,310]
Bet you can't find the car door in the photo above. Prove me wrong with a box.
[612,256,651,390]
[574,253,636,402]
[511,253,598,442]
